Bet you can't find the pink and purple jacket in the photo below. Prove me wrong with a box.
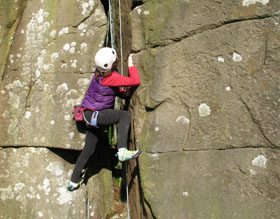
[81,66,140,111]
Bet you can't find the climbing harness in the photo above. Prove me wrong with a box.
[83,111,99,128]
[73,105,85,121]
[107,0,131,218]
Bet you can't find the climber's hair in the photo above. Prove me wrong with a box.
[95,69,112,81]
[95,60,118,81]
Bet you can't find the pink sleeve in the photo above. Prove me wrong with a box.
[101,66,141,87]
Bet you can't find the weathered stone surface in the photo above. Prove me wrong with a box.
[0,1,117,218]
[134,18,280,153]
[0,147,87,218]
[0,0,27,79]
[134,0,280,47]
[1,0,280,218]
[0,0,107,150]
[131,0,280,218]
[0,147,114,218]
[139,148,280,219]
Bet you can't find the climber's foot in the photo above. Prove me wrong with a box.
[117,148,142,162]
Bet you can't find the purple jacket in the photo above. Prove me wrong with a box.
[81,75,115,111]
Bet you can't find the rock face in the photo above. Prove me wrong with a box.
[1,0,280,218]
[0,147,88,218]
[130,0,280,218]
[0,0,107,149]
[0,147,114,218]
[0,0,114,218]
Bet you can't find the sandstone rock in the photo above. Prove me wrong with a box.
[0,146,114,218]
[139,148,280,219]
[1,0,280,218]
[135,0,280,46]
[135,18,280,153]
[0,147,87,218]
[0,0,107,150]
[0,0,117,218]
[131,0,280,218]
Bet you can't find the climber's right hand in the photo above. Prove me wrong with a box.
[128,54,134,67]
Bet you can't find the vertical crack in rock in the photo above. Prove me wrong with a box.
[14,48,47,130]
[263,32,269,65]
[136,166,157,219]
[143,196,157,219]
[239,96,275,147]
[0,18,19,81]
[1,1,27,81]
[16,71,42,130]
[16,82,33,130]
[103,0,148,217]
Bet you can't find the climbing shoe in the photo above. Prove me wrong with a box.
[67,169,87,192]
[117,148,142,162]
[67,182,80,192]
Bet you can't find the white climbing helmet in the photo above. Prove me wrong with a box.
[94,47,117,72]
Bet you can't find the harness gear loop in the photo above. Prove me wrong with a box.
[83,111,99,128]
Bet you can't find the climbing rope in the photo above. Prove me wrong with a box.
[107,0,131,218]
[107,0,118,146]
[108,0,115,49]
[118,0,124,77]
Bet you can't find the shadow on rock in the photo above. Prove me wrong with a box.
[49,127,119,185]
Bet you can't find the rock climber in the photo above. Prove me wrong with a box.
[68,47,142,191]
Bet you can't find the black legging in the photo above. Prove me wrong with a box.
[71,109,131,183]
